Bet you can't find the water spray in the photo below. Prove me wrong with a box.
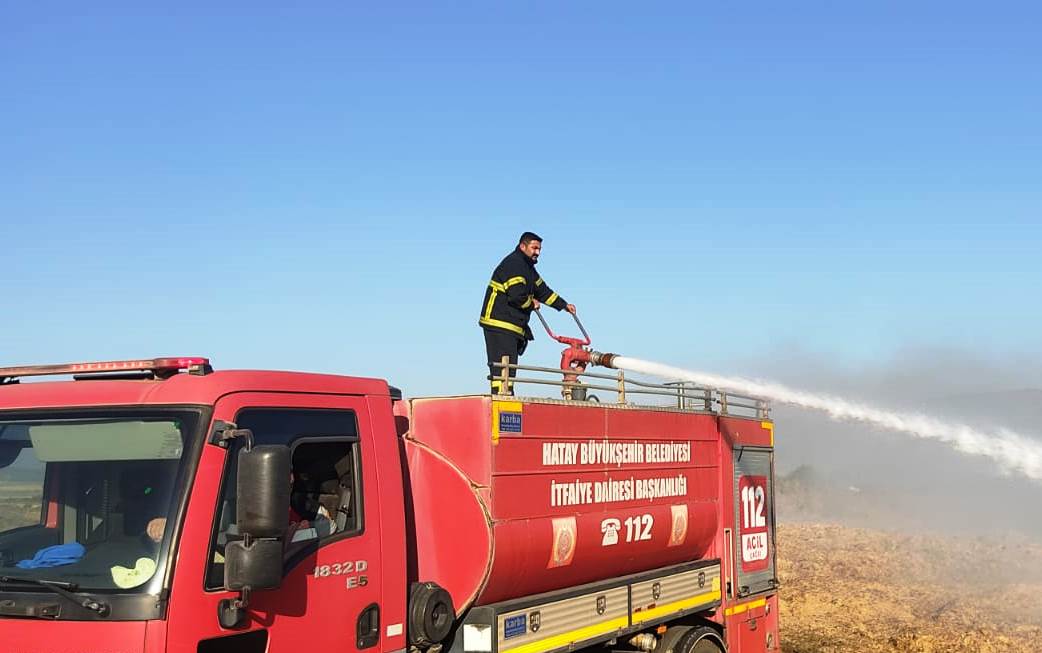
[609,357,1042,482]
[534,317,1042,482]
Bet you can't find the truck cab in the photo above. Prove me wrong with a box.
[0,358,407,653]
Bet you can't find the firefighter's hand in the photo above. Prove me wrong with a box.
[566,304,577,315]
[532,299,541,310]
[147,517,166,543]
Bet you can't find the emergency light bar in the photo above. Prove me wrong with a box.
[0,357,211,380]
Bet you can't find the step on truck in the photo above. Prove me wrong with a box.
[0,355,778,652]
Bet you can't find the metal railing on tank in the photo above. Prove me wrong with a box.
[489,358,770,419]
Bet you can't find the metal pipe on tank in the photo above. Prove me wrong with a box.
[587,350,619,369]
[629,633,658,651]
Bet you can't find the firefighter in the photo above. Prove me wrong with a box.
[479,232,576,394]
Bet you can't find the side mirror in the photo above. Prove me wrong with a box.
[225,539,284,591]
[236,445,291,538]
[225,445,290,592]
[221,443,290,627]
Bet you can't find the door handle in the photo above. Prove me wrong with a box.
[357,603,380,649]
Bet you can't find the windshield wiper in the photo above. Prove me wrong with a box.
[0,575,110,616]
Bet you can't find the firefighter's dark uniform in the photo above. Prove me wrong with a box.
[479,248,568,394]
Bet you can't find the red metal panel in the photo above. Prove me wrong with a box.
[3,621,147,653]
[364,394,410,653]
[522,402,605,437]
[478,501,717,604]
[738,618,766,652]
[143,619,167,653]
[605,409,718,440]
[730,596,779,653]
[159,426,227,645]
[764,594,781,650]
[404,439,494,613]
[719,416,773,448]
[407,396,492,485]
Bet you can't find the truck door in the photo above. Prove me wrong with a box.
[166,393,386,653]
[732,447,777,597]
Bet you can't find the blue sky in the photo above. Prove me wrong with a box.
[3,2,1040,396]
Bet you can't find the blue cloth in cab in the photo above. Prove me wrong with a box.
[16,542,86,569]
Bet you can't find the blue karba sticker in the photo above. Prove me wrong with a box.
[499,411,523,433]
[504,614,527,639]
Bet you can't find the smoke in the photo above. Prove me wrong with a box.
[612,356,1042,482]
[606,350,1042,538]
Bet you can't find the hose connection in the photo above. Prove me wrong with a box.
[533,308,619,399]
[628,633,658,652]
[587,351,618,369]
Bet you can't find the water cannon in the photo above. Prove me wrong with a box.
[532,308,619,400]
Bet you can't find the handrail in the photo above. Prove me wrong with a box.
[489,361,770,419]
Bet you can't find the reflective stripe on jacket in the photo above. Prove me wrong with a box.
[479,249,567,338]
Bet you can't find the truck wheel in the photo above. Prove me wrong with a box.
[408,582,455,646]
[675,627,724,653]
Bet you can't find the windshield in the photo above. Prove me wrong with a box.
[0,411,198,594]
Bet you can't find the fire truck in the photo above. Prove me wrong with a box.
[0,349,778,653]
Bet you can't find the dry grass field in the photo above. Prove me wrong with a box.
[0,494,40,532]
[777,522,1042,652]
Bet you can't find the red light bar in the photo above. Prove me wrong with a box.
[0,357,211,379]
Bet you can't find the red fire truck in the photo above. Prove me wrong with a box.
[0,354,778,653]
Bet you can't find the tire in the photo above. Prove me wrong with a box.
[691,640,722,653]
[675,627,724,653]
